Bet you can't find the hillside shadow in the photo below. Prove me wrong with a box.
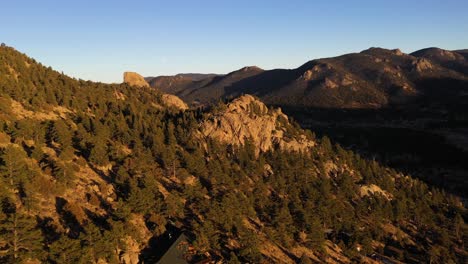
[278,78,468,196]
[223,68,301,97]
[220,75,468,196]
[186,72,468,196]
[55,197,83,238]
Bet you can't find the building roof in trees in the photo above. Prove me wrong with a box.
[156,233,189,264]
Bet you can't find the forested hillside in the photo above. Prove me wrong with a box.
[0,45,466,263]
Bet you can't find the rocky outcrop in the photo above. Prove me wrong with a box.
[124,72,149,88]
[123,72,188,110]
[341,75,354,86]
[321,73,354,89]
[436,49,462,60]
[161,94,188,110]
[393,48,404,56]
[411,47,468,75]
[300,63,333,81]
[199,95,315,154]
[323,78,338,89]
[301,70,314,80]
[412,47,465,61]
[360,184,392,200]
[412,58,433,72]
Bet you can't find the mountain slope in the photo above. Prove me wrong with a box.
[149,47,467,108]
[148,66,264,106]
[0,45,466,263]
[146,73,219,94]
[410,47,468,75]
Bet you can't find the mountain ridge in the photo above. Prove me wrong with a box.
[146,47,467,109]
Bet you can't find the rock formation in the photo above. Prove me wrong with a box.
[119,236,142,264]
[324,78,338,89]
[412,58,433,72]
[199,95,315,154]
[161,94,188,110]
[360,184,392,200]
[301,70,313,80]
[393,48,404,56]
[124,72,188,110]
[124,72,149,87]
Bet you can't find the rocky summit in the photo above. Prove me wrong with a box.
[200,95,315,154]
[123,71,149,87]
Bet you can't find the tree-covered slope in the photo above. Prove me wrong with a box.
[0,45,466,263]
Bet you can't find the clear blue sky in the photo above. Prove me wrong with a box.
[2,0,467,83]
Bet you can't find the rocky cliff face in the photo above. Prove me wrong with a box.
[124,72,149,87]
[199,95,315,154]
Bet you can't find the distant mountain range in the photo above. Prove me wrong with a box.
[145,47,468,109]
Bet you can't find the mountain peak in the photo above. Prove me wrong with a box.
[238,66,263,73]
[411,47,465,61]
[361,47,405,56]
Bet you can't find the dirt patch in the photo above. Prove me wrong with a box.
[5,98,72,121]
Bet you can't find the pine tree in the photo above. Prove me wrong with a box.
[48,120,72,148]
[0,212,43,262]
[0,145,29,188]
[308,215,325,250]
[192,222,213,252]
[272,201,296,245]
[228,251,241,264]
[89,141,109,166]
[238,228,262,263]
[48,235,83,263]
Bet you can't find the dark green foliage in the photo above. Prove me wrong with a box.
[0,208,44,262]
[89,140,109,166]
[238,227,262,262]
[0,145,29,188]
[48,235,83,263]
